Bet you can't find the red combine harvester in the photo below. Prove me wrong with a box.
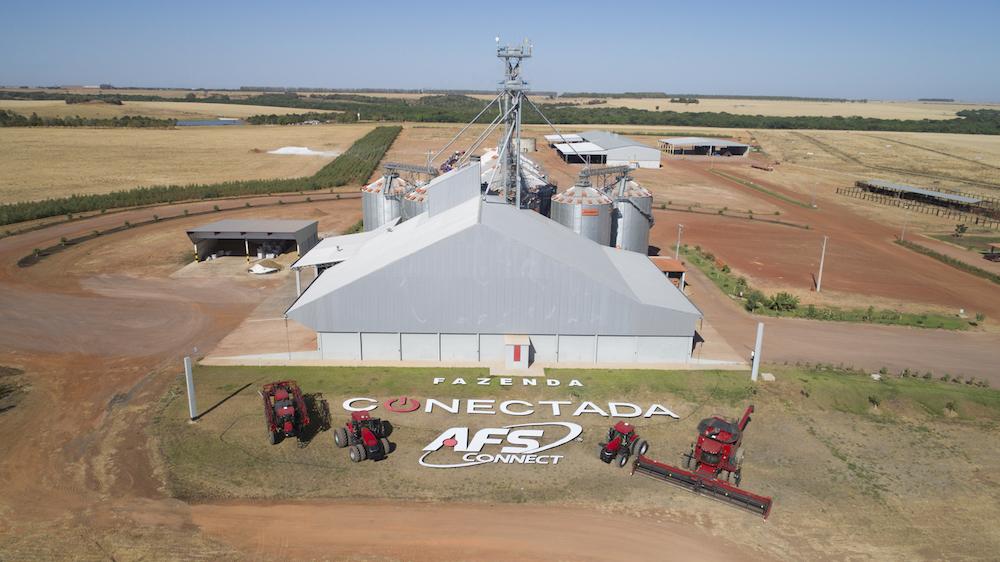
[632,405,773,519]
[333,411,391,462]
[598,421,649,467]
[260,380,310,445]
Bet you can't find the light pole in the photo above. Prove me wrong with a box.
[816,235,828,293]
[675,223,684,260]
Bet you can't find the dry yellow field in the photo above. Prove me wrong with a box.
[0,100,336,120]
[343,92,996,120]
[753,129,1000,194]
[534,97,997,120]
[0,124,373,204]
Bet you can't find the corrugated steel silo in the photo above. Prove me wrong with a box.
[550,183,613,246]
[361,175,409,231]
[612,180,654,254]
[401,184,428,220]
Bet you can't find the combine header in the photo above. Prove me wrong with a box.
[631,405,773,519]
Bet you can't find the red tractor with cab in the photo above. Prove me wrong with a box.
[333,410,391,462]
[598,421,649,467]
[261,380,310,445]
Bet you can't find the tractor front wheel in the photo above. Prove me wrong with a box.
[618,452,630,468]
[333,427,349,448]
[349,444,366,462]
[636,440,649,456]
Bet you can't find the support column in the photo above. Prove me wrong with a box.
[184,356,197,421]
[244,239,250,263]
[295,268,302,296]
[751,323,764,382]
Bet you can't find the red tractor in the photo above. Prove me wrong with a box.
[632,405,773,519]
[333,411,391,462]
[261,380,310,445]
[597,421,649,468]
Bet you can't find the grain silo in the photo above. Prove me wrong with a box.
[361,174,410,231]
[550,182,613,245]
[611,180,654,254]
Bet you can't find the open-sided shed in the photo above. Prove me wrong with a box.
[187,219,319,262]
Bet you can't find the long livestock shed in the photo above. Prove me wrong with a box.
[855,179,982,208]
[658,137,750,156]
[187,219,319,261]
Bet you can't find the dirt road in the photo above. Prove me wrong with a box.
[683,264,1000,383]
[192,501,756,561]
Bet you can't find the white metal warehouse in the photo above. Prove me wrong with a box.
[553,130,661,168]
[286,170,701,365]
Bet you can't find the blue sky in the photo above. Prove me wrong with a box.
[2,0,998,101]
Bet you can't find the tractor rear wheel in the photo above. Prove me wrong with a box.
[333,427,349,448]
[380,438,391,456]
[618,452,630,468]
[268,430,277,446]
[349,444,366,462]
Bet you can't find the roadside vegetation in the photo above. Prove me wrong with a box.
[0,109,175,128]
[0,126,400,227]
[681,245,972,330]
[707,170,814,208]
[5,90,1000,134]
[895,239,1000,286]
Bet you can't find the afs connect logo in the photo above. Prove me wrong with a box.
[419,422,583,469]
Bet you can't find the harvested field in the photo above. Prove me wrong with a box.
[0,124,373,204]
[754,129,1000,194]
[324,93,998,120]
[0,99,337,120]
[536,97,996,120]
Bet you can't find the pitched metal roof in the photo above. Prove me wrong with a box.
[554,142,606,155]
[287,198,701,336]
[291,219,399,269]
[187,219,317,235]
[860,179,981,205]
[659,137,749,148]
[580,130,653,150]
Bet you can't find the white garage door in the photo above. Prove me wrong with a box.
[558,335,595,363]
[361,333,400,360]
[597,336,637,363]
[479,334,505,361]
[441,334,478,361]
[401,333,439,361]
[319,332,361,360]
[636,336,691,363]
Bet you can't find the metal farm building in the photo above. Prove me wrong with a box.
[286,193,700,365]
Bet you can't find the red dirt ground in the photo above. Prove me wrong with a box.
[650,161,1000,320]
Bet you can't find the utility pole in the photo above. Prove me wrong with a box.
[751,322,764,382]
[816,235,828,293]
[675,223,684,260]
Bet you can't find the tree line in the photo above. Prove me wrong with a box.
[0,110,175,128]
[0,126,402,226]
[3,90,999,134]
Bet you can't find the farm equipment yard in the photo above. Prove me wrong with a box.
[3,8,1000,560]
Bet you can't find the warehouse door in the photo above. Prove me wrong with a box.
[361,333,400,360]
